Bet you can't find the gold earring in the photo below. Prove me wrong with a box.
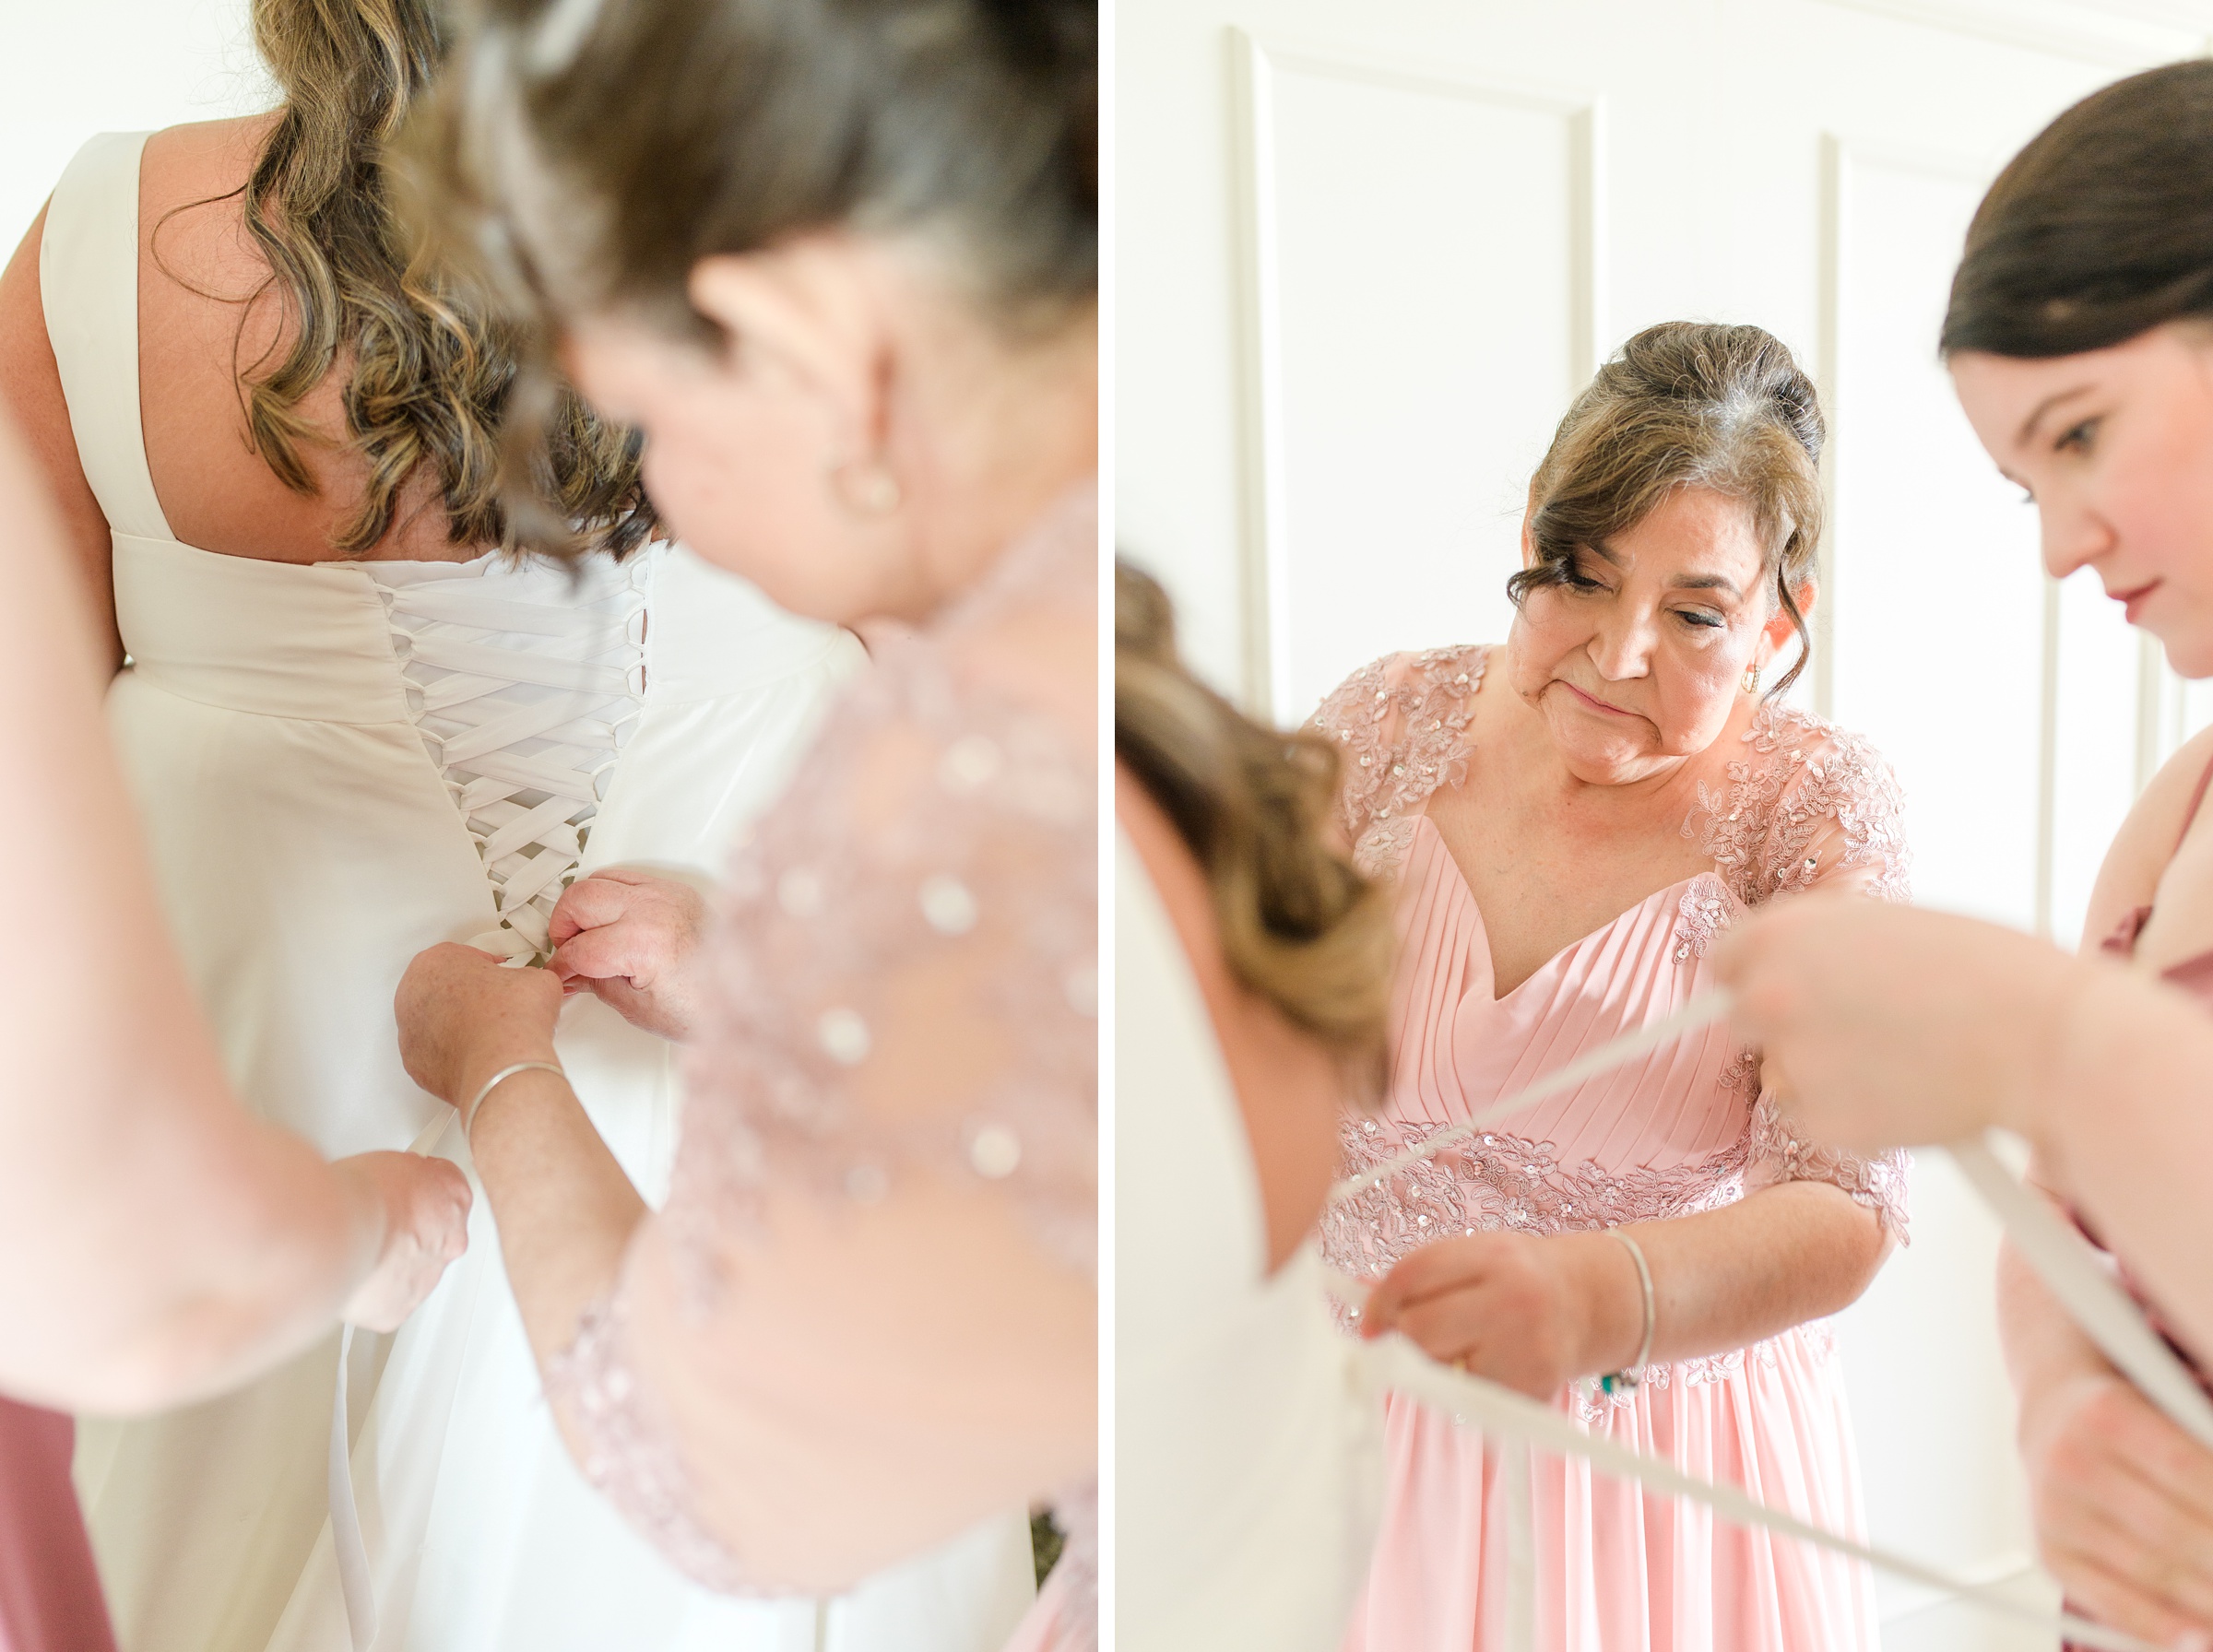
[1743,662,1762,695]
[826,454,903,516]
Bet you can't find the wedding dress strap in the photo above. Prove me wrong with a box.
[40,132,176,543]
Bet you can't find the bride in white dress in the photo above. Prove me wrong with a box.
[0,10,1035,1652]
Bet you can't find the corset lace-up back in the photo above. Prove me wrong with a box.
[373,556,655,961]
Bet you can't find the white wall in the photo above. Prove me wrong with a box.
[0,0,266,259]
[1120,2,2213,1646]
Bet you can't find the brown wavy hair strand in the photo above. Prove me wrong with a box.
[232,0,649,558]
[1117,561,1393,1099]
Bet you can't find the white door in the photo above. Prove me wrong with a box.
[1119,2,2213,1646]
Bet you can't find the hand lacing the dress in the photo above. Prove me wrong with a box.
[373,553,654,962]
[542,492,1097,1602]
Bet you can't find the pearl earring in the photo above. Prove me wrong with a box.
[826,455,903,516]
[1743,662,1762,695]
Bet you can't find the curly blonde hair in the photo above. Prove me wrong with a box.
[1117,561,1393,1096]
[213,0,648,558]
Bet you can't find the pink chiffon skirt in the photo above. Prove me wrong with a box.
[0,1397,113,1652]
[1343,1325,1878,1652]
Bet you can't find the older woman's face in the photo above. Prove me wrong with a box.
[1951,326,2213,678]
[1506,486,1785,785]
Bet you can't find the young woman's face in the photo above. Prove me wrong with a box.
[1952,325,2213,678]
[1506,486,1795,785]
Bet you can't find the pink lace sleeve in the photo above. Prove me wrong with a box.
[1309,646,1486,878]
[542,494,1097,1611]
[1699,705,1912,1242]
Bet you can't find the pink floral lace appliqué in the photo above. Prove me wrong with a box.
[1309,653,1916,1409]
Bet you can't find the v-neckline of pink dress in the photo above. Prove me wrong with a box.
[1402,811,1722,1008]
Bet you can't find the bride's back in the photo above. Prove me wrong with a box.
[136,112,464,566]
[0,0,643,664]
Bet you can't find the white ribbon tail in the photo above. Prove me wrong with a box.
[1948,1135,2213,1453]
[329,1109,457,1652]
[330,1323,375,1652]
[1331,989,1736,1205]
[1327,1270,2160,1652]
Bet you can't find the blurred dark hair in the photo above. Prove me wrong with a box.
[1945,61,2213,360]
[1507,321,1825,699]
[1116,561,1391,1097]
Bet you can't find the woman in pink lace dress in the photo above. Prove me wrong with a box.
[1319,324,1906,1652]
[388,1,1097,1647]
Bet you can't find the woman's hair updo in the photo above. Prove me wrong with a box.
[1944,61,2213,360]
[1507,321,1826,699]
[406,0,1094,549]
[415,0,1095,338]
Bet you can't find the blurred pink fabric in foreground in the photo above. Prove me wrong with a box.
[547,490,1099,1648]
[0,1398,113,1652]
[1315,645,1909,1652]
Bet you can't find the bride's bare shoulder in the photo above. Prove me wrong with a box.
[139,113,281,277]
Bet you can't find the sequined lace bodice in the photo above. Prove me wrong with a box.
[1309,645,1911,1390]
[545,492,1097,1616]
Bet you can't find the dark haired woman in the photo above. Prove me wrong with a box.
[1317,323,1908,1651]
[381,0,1096,1647]
[0,2,1020,1650]
[1721,58,2213,1651]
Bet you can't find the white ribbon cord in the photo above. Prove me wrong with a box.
[1324,1287,2161,1652]
[1326,988,2191,1651]
[1331,989,1738,1204]
[1501,1439,1535,1652]
[330,1110,460,1651]
[330,1323,376,1652]
[1947,1137,2213,1453]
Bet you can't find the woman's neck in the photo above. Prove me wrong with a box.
[892,293,1097,620]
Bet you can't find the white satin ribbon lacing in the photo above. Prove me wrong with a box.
[1330,986,2191,1652]
[374,555,654,963]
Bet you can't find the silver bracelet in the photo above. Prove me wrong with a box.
[461,1060,567,1137]
[1601,1228,1657,1396]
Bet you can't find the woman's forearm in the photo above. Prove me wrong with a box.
[466,1070,649,1365]
[2035,964,2213,1369]
[1577,1182,1892,1373]
[1998,1233,2114,1419]
[0,407,421,1412]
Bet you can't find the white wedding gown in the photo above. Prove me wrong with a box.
[42,131,1035,1652]
[1115,832,1381,1651]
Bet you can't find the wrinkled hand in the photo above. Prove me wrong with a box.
[548,868,708,1041]
[395,943,563,1112]
[1357,1230,1632,1400]
[2019,1365,2213,1648]
[1713,896,2080,1152]
[333,1150,472,1331]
